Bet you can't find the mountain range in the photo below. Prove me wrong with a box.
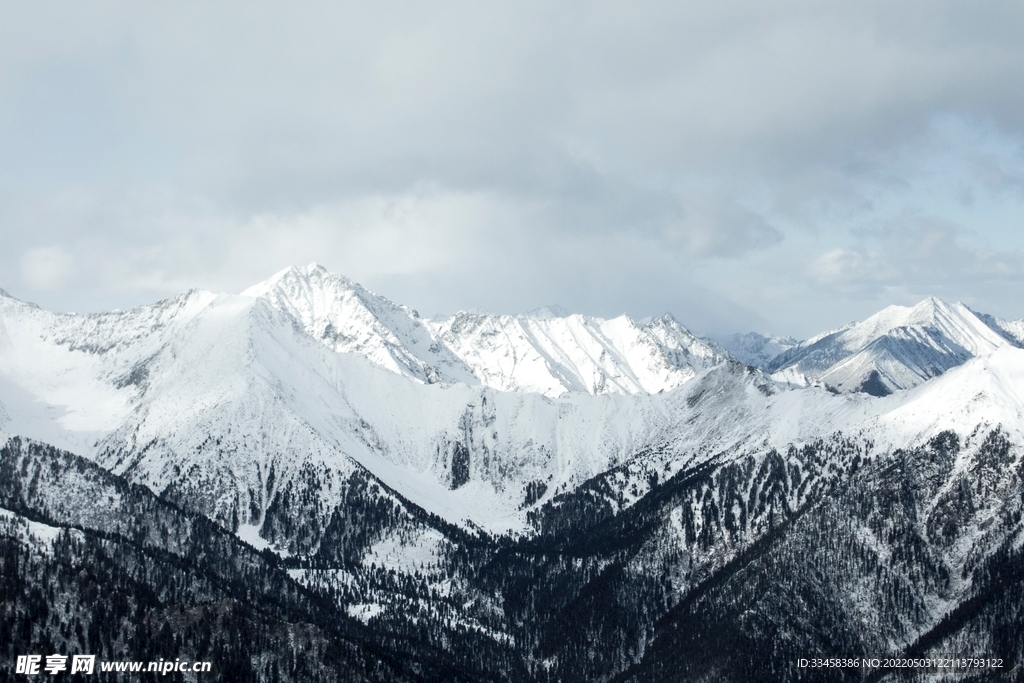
[2,264,1023,681]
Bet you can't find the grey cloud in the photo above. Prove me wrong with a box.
[662,191,782,258]
[8,1,1023,199]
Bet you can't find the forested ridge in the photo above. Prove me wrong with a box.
[3,432,1022,682]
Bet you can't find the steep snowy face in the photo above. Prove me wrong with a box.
[244,264,728,397]
[0,272,725,534]
[428,311,728,396]
[717,332,799,369]
[766,297,1019,395]
[971,309,1024,347]
[241,264,477,385]
[0,276,842,535]
[871,345,1024,449]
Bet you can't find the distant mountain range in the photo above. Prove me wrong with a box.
[2,265,1023,681]
[765,297,1024,395]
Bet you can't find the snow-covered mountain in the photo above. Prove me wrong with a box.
[0,277,717,535]
[244,264,729,397]
[0,280,789,536]
[4,269,1024,681]
[766,297,1023,395]
[2,268,1023,538]
[716,331,799,368]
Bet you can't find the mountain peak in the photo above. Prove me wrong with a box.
[242,263,350,297]
[646,312,682,327]
[909,295,958,319]
[769,295,1016,394]
[290,262,332,280]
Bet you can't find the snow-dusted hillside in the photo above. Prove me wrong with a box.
[0,282,781,536]
[0,286,218,454]
[766,297,1022,395]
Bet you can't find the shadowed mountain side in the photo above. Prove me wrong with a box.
[613,431,1024,683]
[0,437,523,682]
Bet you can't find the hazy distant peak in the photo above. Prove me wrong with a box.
[644,312,684,327]
[717,332,800,369]
[521,304,570,319]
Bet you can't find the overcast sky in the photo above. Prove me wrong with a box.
[2,1,1024,337]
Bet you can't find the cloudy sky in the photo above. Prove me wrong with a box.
[2,1,1024,338]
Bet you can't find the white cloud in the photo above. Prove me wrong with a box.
[20,247,74,291]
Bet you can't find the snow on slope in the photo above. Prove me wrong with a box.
[4,271,1024,540]
[242,265,477,385]
[244,264,728,397]
[429,310,726,395]
[92,294,692,533]
[766,297,1018,395]
[972,309,1024,347]
[871,345,1024,449]
[0,288,217,452]
[0,284,679,532]
[0,278,806,533]
[0,506,83,556]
